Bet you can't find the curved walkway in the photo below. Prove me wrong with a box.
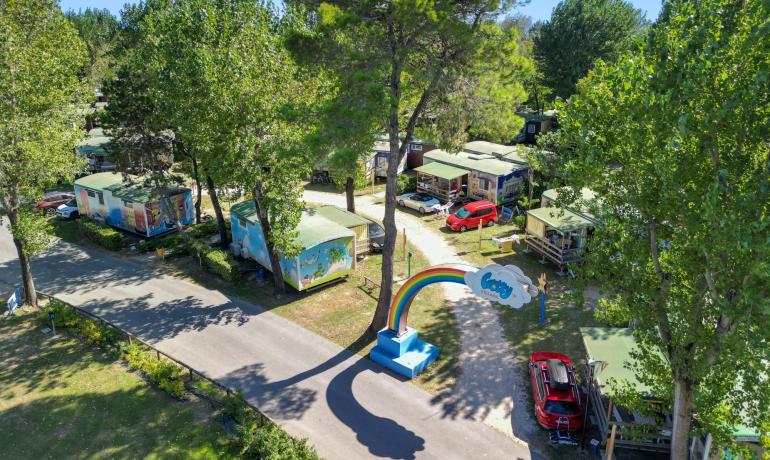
[303,190,539,448]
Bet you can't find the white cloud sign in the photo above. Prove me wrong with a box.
[464,264,538,309]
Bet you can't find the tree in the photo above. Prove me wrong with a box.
[0,0,87,306]
[64,8,119,87]
[556,0,770,457]
[532,0,646,100]
[290,0,511,332]
[103,1,188,242]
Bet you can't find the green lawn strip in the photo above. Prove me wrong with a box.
[0,309,234,459]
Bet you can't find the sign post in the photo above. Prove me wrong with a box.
[407,251,413,278]
[538,273,548,325]
[6,287,21,316]
[48,311,56,335]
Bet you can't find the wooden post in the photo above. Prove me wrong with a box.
[478,220,483,251]
[156,350,161,361]
[127,335,132,345]
[605,424,618,460]
[606,400,614,423]
[402,228,407,261]
[189,368,194,382]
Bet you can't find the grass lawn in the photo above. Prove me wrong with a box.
[301,180,388,197]
[390,204,603,368]
[0,308,235,459]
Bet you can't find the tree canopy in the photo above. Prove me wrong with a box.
[0,0,88,305]
[532,0,646,100]
[555,0,770,456]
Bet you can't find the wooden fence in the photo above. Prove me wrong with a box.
[36,291,272,426]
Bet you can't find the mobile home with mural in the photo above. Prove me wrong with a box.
[230,201,356,291]
[73,172,194,237]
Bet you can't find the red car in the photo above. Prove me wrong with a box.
[35,192,75,216]
[528,352,583,431]
[445,200,497,232]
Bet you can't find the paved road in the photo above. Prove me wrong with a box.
[0,224,539,460]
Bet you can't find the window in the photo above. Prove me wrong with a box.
[455,207,470,219]
[86,190,96,198]
[527,123,537,134]
[544,400,579,415]
[238,217,248,228]
[97,192,104,205]
[534,370,545,400]
[477,178,492,191]
[478,208,492,216]
[410,143,422,152]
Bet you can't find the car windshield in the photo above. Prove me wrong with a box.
[544,400,579,415]
[65,199,77,207]
[455,207,470,219]
[414,194,431,202]
[369,224,384,237]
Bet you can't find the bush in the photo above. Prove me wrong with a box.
[122,342,186,399]
[203,249,241,282]
[78,218,125,251]
[397,174,416,194]
[513,215,526,230]
[189,240,241,282]
[41,299,79,328]
[187,221,218,239]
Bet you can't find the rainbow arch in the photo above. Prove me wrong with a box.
[388,264,474,336]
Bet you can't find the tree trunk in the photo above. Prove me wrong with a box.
[191,154,202,224]
[670,378,694,460]
[371,26,403,332]
[7,209,37,307]
[205,174,229,247]
[345,176,355,213]
[253,187,286,294]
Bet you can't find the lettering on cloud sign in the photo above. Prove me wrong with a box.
[464,263,538,308]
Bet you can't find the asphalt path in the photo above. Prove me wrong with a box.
[0,223,539,460]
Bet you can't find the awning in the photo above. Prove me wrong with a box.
[414,162,469,180]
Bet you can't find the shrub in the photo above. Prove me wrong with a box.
[122,342,187,399]
[78,218,125,251]
[203,249,241,282]
[41,299,79,328]
[397,174,416,194]
[187,221,218,239]
[513,215,526,230]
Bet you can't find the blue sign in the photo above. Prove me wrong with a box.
[7,287,21,316]
[464,263,537,308]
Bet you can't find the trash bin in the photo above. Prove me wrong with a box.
[156,248,165,258]
[501,240,513,253]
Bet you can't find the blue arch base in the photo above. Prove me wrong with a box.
[370,327,439,379]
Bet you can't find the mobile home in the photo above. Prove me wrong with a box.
[421,144,530,205]
[230,201,356,291]
[311,205,370,257]
[74,172,194,237]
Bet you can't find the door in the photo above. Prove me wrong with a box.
[466,211,481,228]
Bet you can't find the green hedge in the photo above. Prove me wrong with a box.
[188,240,241,282]
[41,300,121,349]
[78,218,125,251]
[397,174,417,194]
[224,392,321,460]
[187,221,219,239]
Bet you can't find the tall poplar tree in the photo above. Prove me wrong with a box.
[0,0,87,306]
[558,0,770,456]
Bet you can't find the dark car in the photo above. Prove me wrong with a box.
[368,222,385,252]
[528,352,583,432]
[36,192,75,216]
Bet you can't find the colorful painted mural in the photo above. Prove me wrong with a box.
[73,173,194,237]
[230,202,355,291]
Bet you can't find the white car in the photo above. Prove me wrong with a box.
[397,192,440,214]
[56,199,80,219]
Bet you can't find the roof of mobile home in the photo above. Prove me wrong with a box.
[78,128,111,157]
[74,172,189,203]
[424,148,527,176]
[310,205,371,229]
[527,207,594,232]
[231,201,356,249]
[542,187,597,204]
[413,162,469,180]
[463,141,530,164]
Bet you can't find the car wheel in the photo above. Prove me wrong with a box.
[460,225,467,233]
[45,208,56,217]
[398,200,405,207]
[71,212,79,219]
[486,219,494,227]
[419,207,426,214]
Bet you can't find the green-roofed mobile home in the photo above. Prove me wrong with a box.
[230,201,356,291]
[77,128,116,173]
[310,205,370,257]
[74,172,194,237]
